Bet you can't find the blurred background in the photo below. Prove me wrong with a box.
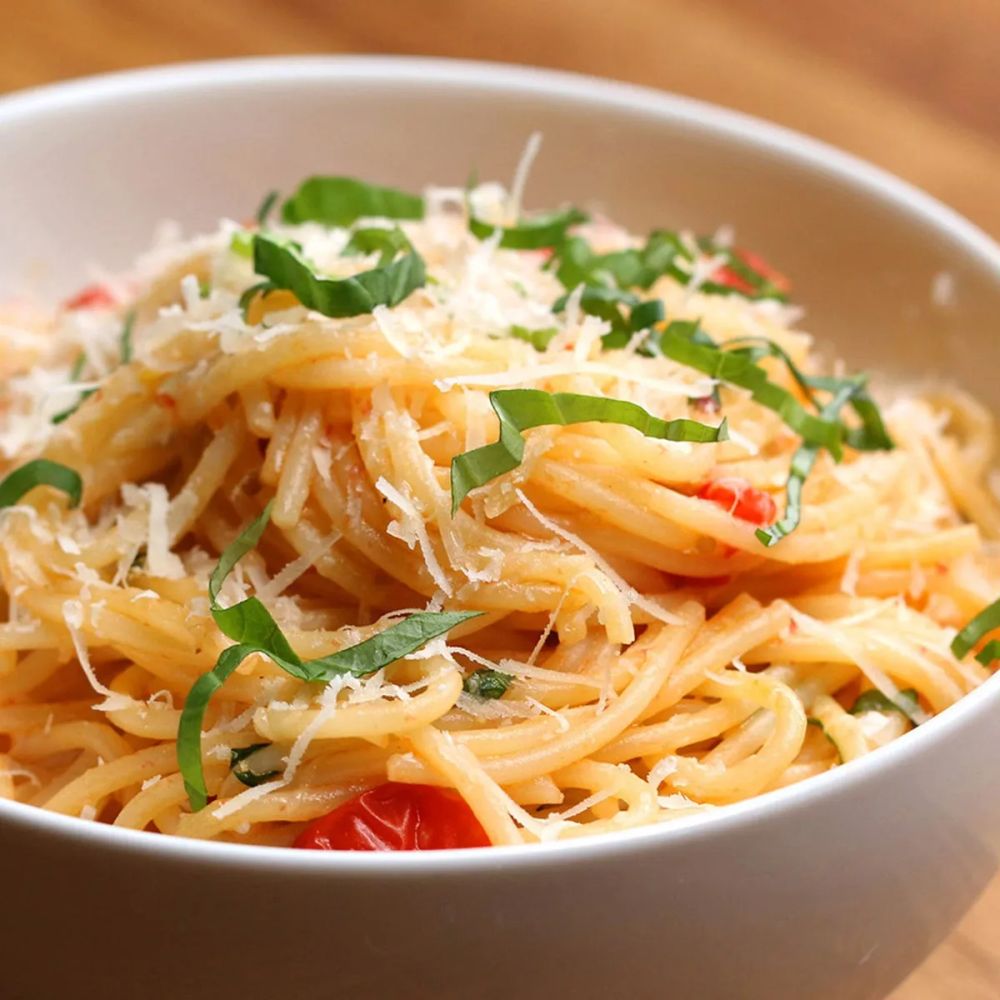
[2,2,998,995]
[3,0,999,237]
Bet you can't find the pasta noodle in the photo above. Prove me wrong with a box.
[1,167,998,850]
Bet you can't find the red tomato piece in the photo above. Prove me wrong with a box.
[711,264,757,296]
[697,477,778,527]
[63,283,116,311]
[293,782,491,851]
[734,248,790,292]
[711,248,791,297]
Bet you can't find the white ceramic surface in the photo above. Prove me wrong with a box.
[0,57,998,1000]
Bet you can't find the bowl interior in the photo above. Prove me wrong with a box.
[1,57,998,404]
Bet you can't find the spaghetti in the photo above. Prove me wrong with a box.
[1,163,998,850]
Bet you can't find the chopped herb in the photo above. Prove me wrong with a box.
[551,230,788,302]
[244,234,425,320]
[238,280,273,320]
[281,177,424,227]
[198,279,212,299]
[342,225,415,266]
[553,231,690,293]
[849,688,920,718]
[51,354,90,425]
[951,598,1000,666]
[469,206,588,250]
[646,322,893,545]
[66,353,86,381]
[52,311,137,426]
[553,286,664,349]
[230,230,254,258]
[177,503,480,810]
[229,743,280,787]
[232,767,281,789]
[754,379,863,546]
[725,337,893,452]
[0,459,82,509]
[806,717,843,760]
[230,742,271,766]
[508,325,560,351]
[118,310,136,364]
[255,190,279,228]
[655,322,845,458]
[450,388,728,513]
[463,668,514,700]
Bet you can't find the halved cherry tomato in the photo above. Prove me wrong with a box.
[697,477,777,527]
[63,283,116,311]
[712,248,791,297]
[293,782,491,851]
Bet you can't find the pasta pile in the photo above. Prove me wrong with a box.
[0,170,998,849]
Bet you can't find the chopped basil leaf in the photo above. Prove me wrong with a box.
[246,234,425,320]
[281,176,424,227]
[469,206,588,250]
[463,668,514,700]
[975,640,1000,666]
[229,742,280,787]
[649,323,892,545]
[755,379,860,546]
[952,597,1000,665]
[118,310,136,364]
[230,742,271,767]
[551,230,786,302]
[849,688,919,717]
[0,459,83,509]
[67,352,86,381]
[232,767,281,789]
[178,503,480,810]
[509,325,559,351]
[342,226,414,266]
[806,717,842,760]
[553,231,690,293]
[51,354,91,425]
[655,322,845,459]
[450,388,728,513]
[52,312,137,425]
[726,337,893,452]
[198,279,212,299]
[255,190,279,228]
[230,230,254,258]
[238,280,273,320]
[553,286,664,349]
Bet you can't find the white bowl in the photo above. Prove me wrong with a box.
[1,57,998,1000]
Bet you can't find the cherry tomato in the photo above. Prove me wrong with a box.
[712,249,791,297]
[293,782,491,851]
[697,477,777,527]
[63,283,116,311]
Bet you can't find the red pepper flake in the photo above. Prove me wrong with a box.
[155,392,177,411]
[698,477,778,527]
[294,782,490,851]
[692,394,721,416]
[63,284,116,311]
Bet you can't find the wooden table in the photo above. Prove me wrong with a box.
[2,2,998,995]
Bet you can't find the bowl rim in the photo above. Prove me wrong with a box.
[1,54,999,874]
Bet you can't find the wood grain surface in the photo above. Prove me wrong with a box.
[2,2,998,996]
